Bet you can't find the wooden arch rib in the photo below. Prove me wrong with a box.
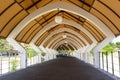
[43,32,85,48]
[48,35,82,49]
[35,24,91,46]
[51,39,80,50]
[56,43,75,50]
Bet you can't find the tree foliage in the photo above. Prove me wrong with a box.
[10,59,18,71]
[0,39,13,50]
[101,42,120,53]
[101,44,115,53]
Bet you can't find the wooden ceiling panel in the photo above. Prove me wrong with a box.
[36,0,52,8]
[43,33,84,48]
[0,0,14,14]
[43,36,54,47]
[85,0,94,5]
[99,0,120,17]
[83,24,99,41]
[84,22,101,42]
[80,17,85,22]
[16,20,36,41]
[63,12,84,25]
[20,0,33,9]
[63,14,73,20]
[38,24,88,47]
[0,3,22,32]
[90,8,120,36]
[80,31,93,44]
[64,13,79,23]
[35,31,49,46]
[16,0,24,3]
[41,21,49,27]
[0,10,28,38]
[32,0,39,3]
[38,18,45,24]
[44,11,58,20]
[47,18,54,24]
[36,16,43,21]
[83,4,90,11]
[27,6,37,13]
[69,0,83,7]
[21,23,40,42]
[86,20,106,40]
[93,1,120,31]
[26,26,41,43]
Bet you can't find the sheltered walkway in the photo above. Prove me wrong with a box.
[0,0,120,79]
[0,56,115,80]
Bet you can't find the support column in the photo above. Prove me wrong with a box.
[7,38,27,68]
[93,50,100,68]
[51,49,57,59]
[40,46,49,61]
[30,42,41,63]
[85,43,96,63]
[81,46,88,61]
[73,50,80,59]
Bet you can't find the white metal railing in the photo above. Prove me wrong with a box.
[99,51,120,77]
[27,55,39,66]
[0,51,21,75]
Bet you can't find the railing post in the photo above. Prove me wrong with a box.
[99,52,100,68]
[118,51,120,75]
[111,51,114,75]
[106,52,108,72]
[94,51,100,68]
[30,43,41,63]
[102,52,104,70]
[20,51,27,68]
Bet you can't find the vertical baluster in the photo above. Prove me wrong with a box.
[118,51,120,76]
[1,53,2,74]
[99,52,100,68]
[0,53,2,75]
[111,51,114,75]
[106,52,108,72]
[8,52,10,72]
[15,53,17,70]
[102,52,104,70]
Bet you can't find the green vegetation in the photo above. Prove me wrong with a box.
[89,42,120,55]
[58,50,74,54]
[27,47,38,59]
[101,44,115,53]
[0,39,13,50]
[90,43,98,54]
[20,43,38,59]
[41,57,45,62]
[10,59,18,71]
[101,42,120,53]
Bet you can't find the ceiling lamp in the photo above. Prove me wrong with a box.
[55,16,63,24]
[62,34,67,38]
[65,41,67,43]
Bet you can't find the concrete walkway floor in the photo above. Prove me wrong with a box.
[0,56,116,80]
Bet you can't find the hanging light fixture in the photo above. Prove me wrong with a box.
[62,34,67,38]
[55,16,63,24]
[65,41,67,43]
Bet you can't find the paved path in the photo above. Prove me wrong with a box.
[0,56,115,80]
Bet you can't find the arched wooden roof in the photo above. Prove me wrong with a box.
[0,0,120,50]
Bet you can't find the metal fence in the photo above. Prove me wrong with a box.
[99,51,120,77]
[27,55,39,66]
[0,50,21,75]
